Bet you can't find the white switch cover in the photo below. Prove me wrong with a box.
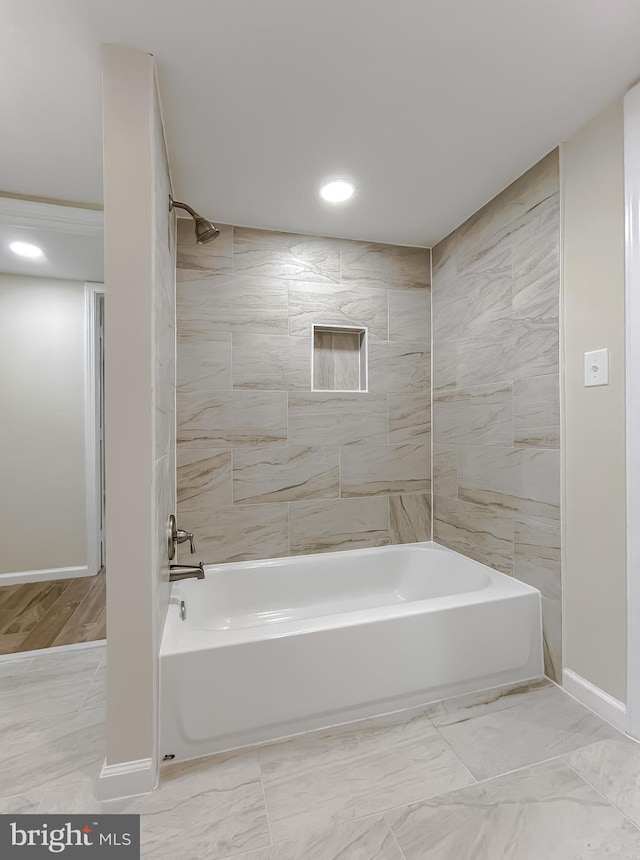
[584,348,609,387]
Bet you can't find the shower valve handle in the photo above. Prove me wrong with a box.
[176,529,196,554]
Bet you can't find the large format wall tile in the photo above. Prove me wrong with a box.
[389,290,431,343]
[178,504,289,564]
[458,446,560,521]
[433,495,513,574]
[177,222,432,561]
[389,494,431,543]
[388,393,431,443]
[512,194,560,320]
[177,447,232,510]
[234,227,340,283]
[232,333,310,390]
[177,333,232,392]
[434,383,513,447]
[288,393,388,446]
[432,245,512,342]
[368,342,430,394]
[288,282,388,340]
[233,447,339,504]
[178,390,287,447]
[514,374,560,448]
[433,445,458,498]
[432,150,561,682]
[340,241,430,291]
[341,443,430,497]
[542,596,562,683]
[432,336,457,392]
[177,273,288,336]
[514,515,561,603]
[176,219,233,276]
[289,498,389,555]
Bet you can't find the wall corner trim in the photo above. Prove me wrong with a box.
[96,757,155,801]
[562,668,627,732]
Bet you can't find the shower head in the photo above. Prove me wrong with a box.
[169,196,220,245]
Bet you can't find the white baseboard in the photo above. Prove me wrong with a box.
[563,668,627,732]
[0,639,106,664]
[0,565,96,587]
[96,757,156,801]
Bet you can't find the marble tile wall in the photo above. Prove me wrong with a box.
[176,226,431,562]
[432,150,562,680]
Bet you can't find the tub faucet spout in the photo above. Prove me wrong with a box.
[169,562,205,582]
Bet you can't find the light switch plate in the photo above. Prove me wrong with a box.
[584,348,609,387]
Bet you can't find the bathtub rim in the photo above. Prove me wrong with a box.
[161,541,541,653]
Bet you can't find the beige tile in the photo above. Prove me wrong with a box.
[435,684,614,782]
[387,757,640,860]
[340,241,430,290]
[368,341,430,394]
[388,393,430,443]
[259,711,472,843]
[233,447,339,504]
[510,316,559,380]
[458,446,560,521]
[454,149,559,271]
[389,494,431,543]
[433,336,457,392]
[177,447,232,510]
[234,227,340,283]
[542,597,562,683]
[433,245,512,342]
[177,333,232,392]
[564,735,640,829]
[514,374,560,448]
[434,382,513,446]
[176,218,233,276]
[289,498,389,555]
[178,390,287,447]
[456,318,514,388]
[312,329,362,391]
[433,444,458,498]
[232,333,310,390]
[433,494,513,574]
[514,515,561,603]
[288,282,388,340]
[177,273,288,336]
[341,443,430,497]
[288,392,388,446]
[389,289,431,343]
[177,505,289,564]
[512,193,560,319]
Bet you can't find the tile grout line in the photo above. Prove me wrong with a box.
[384,813,409,860]
[257,766,275,848]
[77,660,103,713]
[562,757,640,833]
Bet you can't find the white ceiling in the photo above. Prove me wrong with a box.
[0,200,104,282]
[3,0,640,247]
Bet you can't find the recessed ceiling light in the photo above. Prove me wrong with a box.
[9,241,44,258]
[319,180,355,204]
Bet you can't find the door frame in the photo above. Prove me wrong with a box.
[85,282,105,577]
[625,81,640,740]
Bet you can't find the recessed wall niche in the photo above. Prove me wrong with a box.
[311,324,368,392]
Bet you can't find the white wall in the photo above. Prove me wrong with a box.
[101,44,176,792]
[563,98,627,702]
[0,274,87,575]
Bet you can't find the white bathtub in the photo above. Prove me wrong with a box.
[160,542,543,762]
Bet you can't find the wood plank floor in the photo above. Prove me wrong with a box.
[0,569,105,654]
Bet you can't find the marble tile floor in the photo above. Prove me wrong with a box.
[2,645,640,858]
